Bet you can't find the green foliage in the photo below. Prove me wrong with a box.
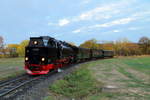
[50,67,102,98]
[17,40,29,57]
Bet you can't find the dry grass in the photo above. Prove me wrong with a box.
[87,56,150,100]
[0,57,25,80]
[45,56,150,100]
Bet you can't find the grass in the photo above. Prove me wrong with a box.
[0,57,25,80]
[45,56,150,100]
[49,67,102,99]
[117,64,150,89]
[44,96,55,100]
[120,56,150,75]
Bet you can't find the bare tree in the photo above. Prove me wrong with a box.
[0,36,5,56]
[138,36,150,54]
[0,36,4,51]
[0,36,4,49]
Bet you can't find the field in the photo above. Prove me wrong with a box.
[45,56,150,100]
[0,57,25,80]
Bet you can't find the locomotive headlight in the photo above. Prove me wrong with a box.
[41,58,45,61]
[34,41,38,45]
[25,57,28,61]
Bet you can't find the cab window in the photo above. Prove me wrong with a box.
[48,40,56,48]
[43,39,48,46]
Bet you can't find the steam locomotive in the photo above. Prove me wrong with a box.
[24,36,114,75]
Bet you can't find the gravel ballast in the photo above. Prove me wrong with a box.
[3,63,84,100]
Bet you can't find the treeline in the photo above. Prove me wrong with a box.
[80,37,150,56]
[0,36,29,58]
[0,36,150,58]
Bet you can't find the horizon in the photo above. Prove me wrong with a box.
[0,0,150,45]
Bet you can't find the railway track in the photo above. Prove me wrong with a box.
[0,59,104,99]
[0,75,39,98]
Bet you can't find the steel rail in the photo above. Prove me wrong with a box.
[0,75,28,87]
[0,76,38,98]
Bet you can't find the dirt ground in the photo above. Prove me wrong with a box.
[87,57,150,100]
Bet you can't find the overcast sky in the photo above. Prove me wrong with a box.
[0,0,150,45]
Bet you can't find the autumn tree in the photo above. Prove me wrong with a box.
[17,40,29,57]
[113,38,143,56]
[7,44,19,57]
[113,38,127,56]
[100,41,114,50]
[80,39,100,49]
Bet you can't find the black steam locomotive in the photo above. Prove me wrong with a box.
[25,36,114,75]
